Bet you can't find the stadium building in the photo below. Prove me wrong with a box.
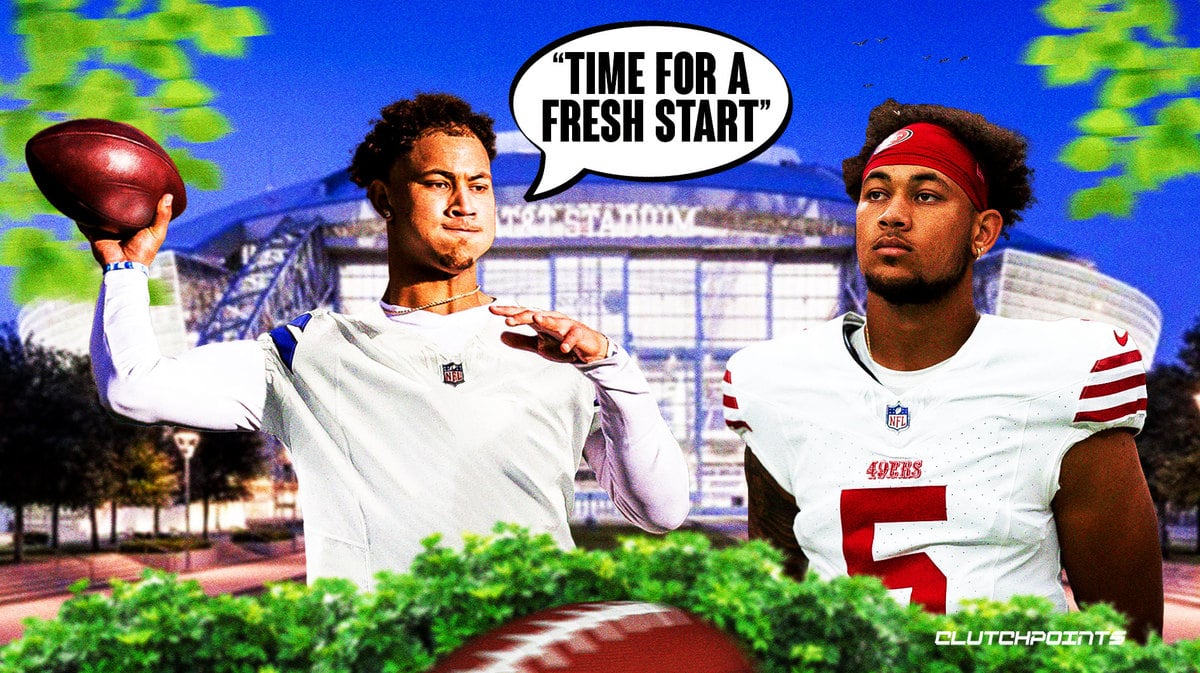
[20,132,1163,517]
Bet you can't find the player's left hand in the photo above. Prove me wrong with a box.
[490,305,611,364]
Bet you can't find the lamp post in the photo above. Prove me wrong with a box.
[172,429,200,571]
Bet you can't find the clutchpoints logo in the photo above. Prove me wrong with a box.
[935,630,1126,646]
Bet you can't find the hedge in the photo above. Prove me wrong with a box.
[229,527,298,544]
[1,523,1196,673]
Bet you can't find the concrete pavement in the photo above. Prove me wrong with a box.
[0,551,306,644]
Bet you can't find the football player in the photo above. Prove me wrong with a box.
[723,99,1162,641]
[85,93,690,588]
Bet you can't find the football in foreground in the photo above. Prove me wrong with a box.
[25,118,187,235]
[430,601,756,673]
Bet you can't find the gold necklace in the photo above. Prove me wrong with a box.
[864,324,872,358]
[381,286,481,317]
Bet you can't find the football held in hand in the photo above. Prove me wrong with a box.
[25,118,187,235]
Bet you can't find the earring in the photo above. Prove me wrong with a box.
[976,246,984,258]
[381,209,392,219]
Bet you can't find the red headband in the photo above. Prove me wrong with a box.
[862,122,988,211]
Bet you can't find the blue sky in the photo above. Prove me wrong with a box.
[1,0,1198,365]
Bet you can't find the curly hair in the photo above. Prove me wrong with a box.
[841,99,1034,232]
[349,93,497,187]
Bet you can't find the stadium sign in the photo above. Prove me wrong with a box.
[495,201,849,239]
[497,203,701,238]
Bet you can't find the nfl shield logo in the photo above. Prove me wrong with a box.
[886,403,910,432]
[442,362,465,386]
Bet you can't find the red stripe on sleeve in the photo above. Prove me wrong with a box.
[1072,398,1148,423]
[723,370,732,383]
[1090,350,1142,373]
[723,395,739,409]
[725,420,752,432]
[1079,373,1147,400]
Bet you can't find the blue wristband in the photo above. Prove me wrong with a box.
[103,261,149,276]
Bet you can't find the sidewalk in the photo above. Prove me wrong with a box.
[1164,560,1200,609]
[0,551,306,644]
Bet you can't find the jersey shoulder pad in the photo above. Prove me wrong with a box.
[264,310,326,373]
[722,317,843,443]
[1062,319,1147,432]
[987,316,1147,432]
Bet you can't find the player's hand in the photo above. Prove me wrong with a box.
[490,305,612,364]
[81,193,173,267]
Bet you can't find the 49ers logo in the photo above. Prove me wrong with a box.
[866,459,923,480]
[871,128,914,155]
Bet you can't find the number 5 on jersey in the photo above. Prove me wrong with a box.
[841,485,948,613]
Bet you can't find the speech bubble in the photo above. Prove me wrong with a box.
[510,21,792,201]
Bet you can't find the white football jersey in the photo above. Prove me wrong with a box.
[723,313,1147,613]
[259,308,596,588]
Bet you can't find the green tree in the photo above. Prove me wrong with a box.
[54,352,143,552]
[0,0,267,305]
[1148,318,1200,552]
[187,429,264,539]
[1025,0,1200,219]
[1138,362,1200,553]
[112,434,178,538]
[0,322,78,561]
[0,327,134,557]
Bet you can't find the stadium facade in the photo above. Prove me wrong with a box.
[20,133,1163,516]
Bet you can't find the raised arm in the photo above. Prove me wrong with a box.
[86,194,267,431]
[1053,428,1163,643]
[491,306,691,533]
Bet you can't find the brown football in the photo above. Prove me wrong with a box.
[25,118,187,235]
[429,601,757,673]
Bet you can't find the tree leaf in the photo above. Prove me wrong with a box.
[226,6,268,37]
[167,148,223,191]
[1069,177,1133,220]
[1156,97,1200,132]
[195,7,268,56]
[1075,108,1138,136]
[1023,35,1067,67]
[1135,0,1178,43]
[171,107,232,143]
[1046,53,1098,86]
[70,69,141,120]
[153,79,215,108]
[115,0,146,15]
[1100,71,1158,108]
[1,110,43,163]
[1059,135,1116,172]
[1128,137,1166,188]
[1039,0,1096,29]
[0,226,99,305]
[0,173,56,220]
[131,42,193,80]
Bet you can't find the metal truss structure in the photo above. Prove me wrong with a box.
[196,217,336,345]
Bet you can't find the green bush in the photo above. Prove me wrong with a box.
[118,536,212,554]
[17,532,48,546]
[1,524,1196,673]
[230,527,297,543]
